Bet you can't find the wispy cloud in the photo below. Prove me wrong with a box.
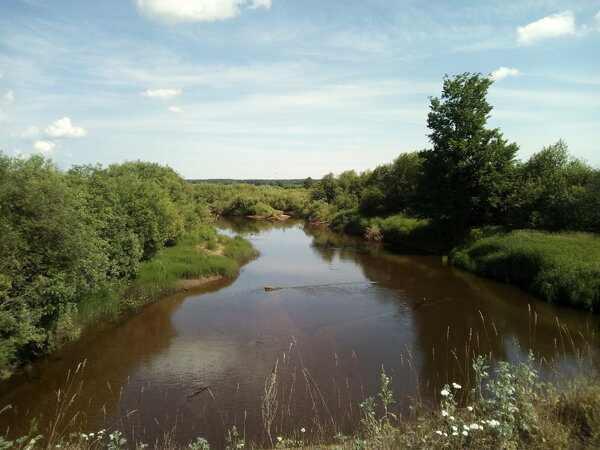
[517,11,576,45]
[141,88,182,100]
[490,67,522,82]
[135,0,271,24]
[169,106,183,114]
[4,91,14,103]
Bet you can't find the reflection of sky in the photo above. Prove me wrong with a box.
[3,220,598,446]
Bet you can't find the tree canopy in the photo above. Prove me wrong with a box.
[419,73,518,228]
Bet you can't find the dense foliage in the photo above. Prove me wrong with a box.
[303,74,600,235]
[0,156,207,376]
[420,73,518,229]
[193,182,308,217]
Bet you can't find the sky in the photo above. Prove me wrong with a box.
[0,0,599,179]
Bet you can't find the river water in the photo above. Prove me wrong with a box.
[1,218,598,447]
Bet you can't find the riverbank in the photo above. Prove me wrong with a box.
[1,225,257,380]
[330,211,600,311]
[452,229,600,311]
[79,224,258,325]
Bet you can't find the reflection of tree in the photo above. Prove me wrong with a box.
[303,225,600,404]
[215,216,299,235]
[0,278,236,440]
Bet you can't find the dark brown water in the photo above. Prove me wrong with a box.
[1,218,598,447]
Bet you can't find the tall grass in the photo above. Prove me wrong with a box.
[452,230,600,310]
[331,211,447,253]
[75,225,257,327]
[129,226,257,301]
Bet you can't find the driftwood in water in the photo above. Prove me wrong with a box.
[265,281,374,292]
[264,286,282,291]
[187,386,209,398]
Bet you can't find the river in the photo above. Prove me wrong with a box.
[1,218,598,447]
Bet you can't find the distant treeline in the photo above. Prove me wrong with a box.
[189,178,307,187]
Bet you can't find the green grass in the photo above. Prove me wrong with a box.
[331,210,447,253]
[452,230,600,310]
[245,201,282,217]
[76,225,257,324]
[129,226,257,301]
[77,284,121,323]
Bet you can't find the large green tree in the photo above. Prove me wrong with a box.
[419,73,518,228]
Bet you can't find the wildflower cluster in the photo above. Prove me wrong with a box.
[431,353,542,448]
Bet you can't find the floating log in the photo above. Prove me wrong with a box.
[264,286,282,291]
[187,386,209,398]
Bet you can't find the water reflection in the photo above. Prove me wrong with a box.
[1,219,598,447]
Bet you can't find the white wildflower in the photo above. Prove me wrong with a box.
[467,406,473,412]
[441,389,450,396]
[436,430,443,435]
[487,419,500,428]
[277,436,282,442]
[443,432,448,437]
[470,423,480,430]
[300,427,306,433]
[441,410,448,417]
[452,431,459,436]
[451,425,458,432]
[462,430,468,436]
[449,415,455,421]
[452,382,462,389]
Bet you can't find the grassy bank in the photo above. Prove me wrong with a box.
[452,230,600,311]
[331,209,600,312]
[331,210,448,253]
[78,224,257,327]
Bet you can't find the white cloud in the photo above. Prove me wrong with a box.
[135,0,271,24]
[517,11,576,45]
[0,109,7,123]
[45,117,87,139]
[5,91,14,103]
[169,106,183,114]
[490,67,522,82]
[141,88,182,100]
[34,140,55,153]
[595,11,600,30]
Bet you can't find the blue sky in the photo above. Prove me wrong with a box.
[0,0,599,178]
